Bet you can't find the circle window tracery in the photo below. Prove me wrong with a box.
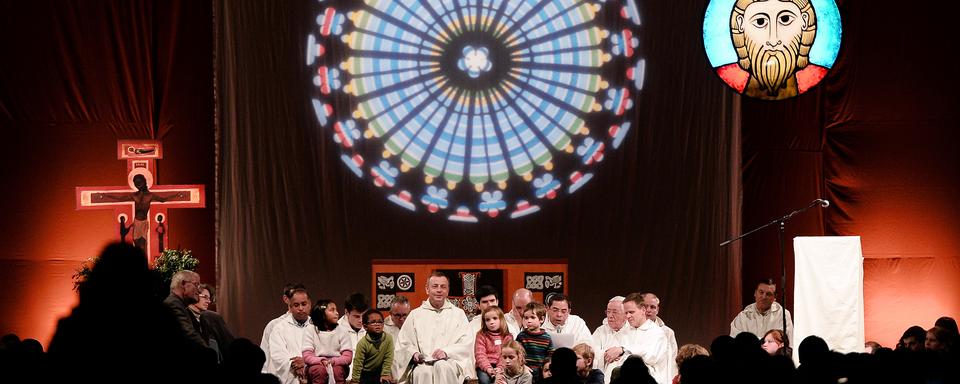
[308,0,644,221]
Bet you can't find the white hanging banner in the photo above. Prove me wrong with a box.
[793,236,865,361]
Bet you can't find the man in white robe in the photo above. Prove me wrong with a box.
[541,293,595,350]
[394,272,472,384]
[467,285,520,335]
[730,278,794,343]
[591,296,632,383]
[384,296,411,341]
[337,292,369,379]
[385,296,412,379]
[268,288,312,384]
[261,283,305,373]
[642,293,678,382]
[506,288,532,333]
[621,292,670,384]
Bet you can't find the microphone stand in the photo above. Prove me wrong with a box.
[721,199,826,349]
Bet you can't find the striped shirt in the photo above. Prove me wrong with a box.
[516,329,553,371]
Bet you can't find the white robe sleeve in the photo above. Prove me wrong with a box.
[269,325,296,384]
[569,315,597,350]
[730,310,748,337]
[785,309,794,344]
[623,323,669,380]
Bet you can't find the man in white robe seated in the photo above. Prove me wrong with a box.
[261,283,305,373]
[541,293,595,350]
[468,285,520,335]
[730,278,794,343]
[384,295,411,341]
[394,272,472,384]
[621,292,670,384]
[385,295,412,379]
[507,288,533,333]
[591,296,631,384]
[642,292,678,383]
[267,288,312,384]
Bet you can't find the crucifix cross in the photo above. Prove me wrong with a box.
[76,140,205,261]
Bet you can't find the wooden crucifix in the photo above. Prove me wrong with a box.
[76,140,205,261]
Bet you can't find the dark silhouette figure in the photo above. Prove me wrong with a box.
[541,347,581,384]
[45,242,213,383]
[218,338,280,384]
[611,355,657,384]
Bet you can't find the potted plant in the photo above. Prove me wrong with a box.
[153,248,199,287]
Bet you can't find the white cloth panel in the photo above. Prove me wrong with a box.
[793,236,865,362]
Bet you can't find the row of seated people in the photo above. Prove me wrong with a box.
[260,273,828,384]
[5,317,955,384]
[3,243,956,383]
[259,272,685,384]
[260,273,959,384]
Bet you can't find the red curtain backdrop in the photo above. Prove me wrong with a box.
[741,0,960,346]
[0,0,215,345]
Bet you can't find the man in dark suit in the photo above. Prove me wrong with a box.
[164,270,208,348]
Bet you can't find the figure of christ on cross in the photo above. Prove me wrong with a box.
[91,174,190,250]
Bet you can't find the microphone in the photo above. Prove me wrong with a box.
[815,199,830,208]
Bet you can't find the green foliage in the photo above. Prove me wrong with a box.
[71,257,97,292]
[153,248,199,285]
[71,248,198,292]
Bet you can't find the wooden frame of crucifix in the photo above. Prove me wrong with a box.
[75,140,205,261]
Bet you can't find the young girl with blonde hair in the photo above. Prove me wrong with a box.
[475,306,514,384]
[496,340,533,384]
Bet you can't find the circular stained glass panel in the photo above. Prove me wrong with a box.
[308,0,645,222]
[703,0,841,100]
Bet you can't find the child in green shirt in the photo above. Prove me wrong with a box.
[350,309,394,384]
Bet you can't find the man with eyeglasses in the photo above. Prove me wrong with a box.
[591,296,630,383]
[384,295,411,341]
[188,284,214,322]
[188,284,235,362]
[384,295,411,379]
[163,270,208,348]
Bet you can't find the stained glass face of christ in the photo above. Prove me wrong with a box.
[307,0,645,222]
[702,0,841,100]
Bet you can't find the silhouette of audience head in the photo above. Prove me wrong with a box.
[710,335,736,363]
[547,347,579,382]
[676,343,710,370]
[798,335,829,366]
[612,355,656,384]
[897,325,927,352]
[220,338,271,380]
[677,354,716,384]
